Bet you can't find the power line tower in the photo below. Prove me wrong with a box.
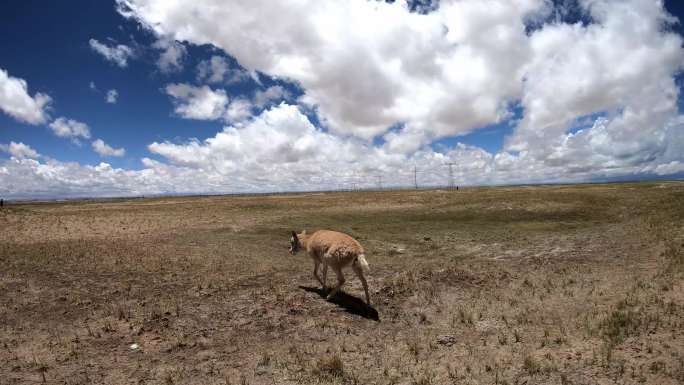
[414,165,418,190]
[446,163,455,189]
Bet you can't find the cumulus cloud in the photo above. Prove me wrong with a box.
[48,117,91,142]
[115,0,684,179]
[0,141,40,159]
[653,161,684,176]
[163,81,295,124]
[106,89,119,104]
[224,98,253,122]
[164,83,254,123]
[146,103,539,190]
[117,0,547,143]
[0,158,152,199]
[92,139,126,157]
[0,68,52,125]
[163,81,293,124]
[152,37,187,73]
[2,1,684,199]
[254,85,290,108]
[196,55,249,84]
[164,83,229,120]
[2,103,683,199]
[508,0,683,152]
[89,38,135,67]
[148,103,361,169]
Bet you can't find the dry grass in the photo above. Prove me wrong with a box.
[314,354,344,378]
[0,182,683,384]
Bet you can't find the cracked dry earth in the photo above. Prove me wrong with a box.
[1,182,683,384]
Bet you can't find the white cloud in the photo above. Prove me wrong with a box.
[147,103,503,190]
[92,139,126,157]
[0,68,52,125]
[48,117,91,142]
[164,81,299,124]
[0,104,585,199]
[106,89,119,104]
[148,103,352,169]
[254,85,290,108]
[0,141,40,159]
[152,37,186,73]
[117,0,684,181]
[196,56,249,84]
[164,83,255,123]
[654,161,684,176]
[2,1,684,199]
[89,38,135,67]
[116,0,546,142]
[507,0,683,154]
[224,98,253,123]
[0,158,151,199]
[196,56,226,83]
[89,81,97,90]
[165,83,229,120]
[2,103,683,199]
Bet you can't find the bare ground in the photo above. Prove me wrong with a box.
[1,182,683,384]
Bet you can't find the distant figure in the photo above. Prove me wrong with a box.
[0,199,3,207]
[456,186,459,191]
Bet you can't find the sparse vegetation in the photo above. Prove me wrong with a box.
[600,309,641,345]
[314,353,344,378]
[1,182,683,384]
[523,354,541,375]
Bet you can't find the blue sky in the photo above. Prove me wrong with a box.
[1,0,684,198]
[0,1,301,170]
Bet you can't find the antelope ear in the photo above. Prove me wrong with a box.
[302,229,307,235]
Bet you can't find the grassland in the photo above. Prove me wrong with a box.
[1,182,683,384]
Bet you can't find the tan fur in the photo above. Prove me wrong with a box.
[292,229,371,305]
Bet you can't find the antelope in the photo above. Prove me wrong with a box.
[289,230,371,306]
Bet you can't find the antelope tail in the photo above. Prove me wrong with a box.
[355,254,370,274]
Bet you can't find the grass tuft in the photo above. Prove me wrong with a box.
[314,354,344,378]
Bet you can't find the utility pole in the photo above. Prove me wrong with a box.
[377,175,383,190]
[446,163,455,189]
[414,166,418,189]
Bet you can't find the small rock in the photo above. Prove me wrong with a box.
[129,343,140,351]
[436,335,456,346]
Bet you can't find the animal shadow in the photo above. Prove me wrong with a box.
[299,285,380,321]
